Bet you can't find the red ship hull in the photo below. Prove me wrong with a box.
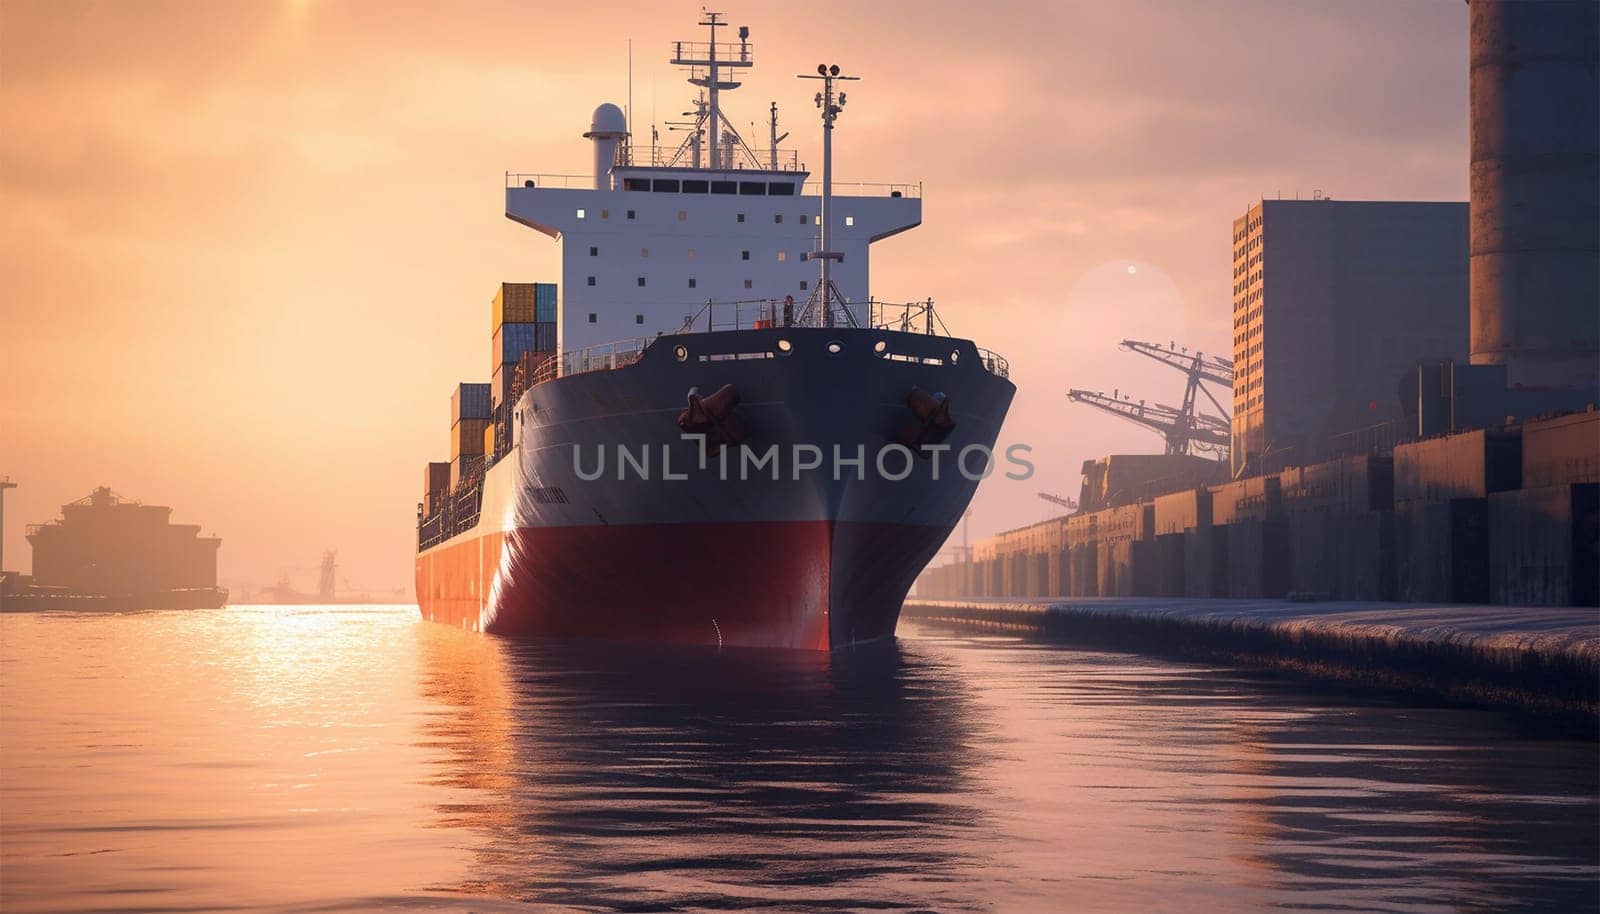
[415,520,948,650]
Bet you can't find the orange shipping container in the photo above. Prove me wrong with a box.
[451,418,491,459]
[492,282,556,331]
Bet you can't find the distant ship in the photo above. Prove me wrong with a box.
[252,550,409,604]
[414,14,1015,649]
[0,486,226,612]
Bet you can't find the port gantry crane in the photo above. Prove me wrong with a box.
[1118,339,1234,428]
[1066,389,1232,458]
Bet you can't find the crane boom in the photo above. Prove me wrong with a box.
[1119,339,1233,420]
[1066,388,1229,457]
[1038,491,1078,512]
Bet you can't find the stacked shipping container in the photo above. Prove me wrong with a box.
[421,282,559,535]
[491,282,557,413]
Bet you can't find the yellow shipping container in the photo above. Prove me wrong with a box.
[492,283,540,331]
[483,422,496,458]
[451,418,491,459]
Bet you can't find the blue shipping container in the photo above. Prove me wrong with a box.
[536,283,557,323]
[494,322,557,368]
[451,382,491,425]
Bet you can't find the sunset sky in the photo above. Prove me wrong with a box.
[0,0,1469,594]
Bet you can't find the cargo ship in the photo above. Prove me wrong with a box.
[415,14,1015,649]
[0,486,226,612]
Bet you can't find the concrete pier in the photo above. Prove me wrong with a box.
[903,596,1600,717]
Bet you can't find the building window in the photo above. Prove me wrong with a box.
[776,252,787,262]
[687,248,696,259]
[637,277,646,287]
[589,246,598,256]
[775,214,784,224]
[641,247,649,257]
[678,210,687,221]
[741,250,750,261]
[635,314,644,325]
[588,313,597,323]
[800,214,809,224]
[600,209,609,219]
[737,213,746,223]
[800,280,808,290]
[627,210,636,220]
[744,279,753,289]
[688,278,697,288]
[844,216,854,226]
[576,208,586,219]
[587,276,596,286]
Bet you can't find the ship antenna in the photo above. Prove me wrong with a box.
[626,38,633,163]
[797,63,858,327]
[768,101,789,171]
[670,12,753,171]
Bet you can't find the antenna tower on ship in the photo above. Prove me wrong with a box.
[798,62,859,328]
[669,12,753,170]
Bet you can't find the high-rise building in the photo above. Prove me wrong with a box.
[1230,199,1469,476]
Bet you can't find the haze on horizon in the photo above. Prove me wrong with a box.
[0,0,1468,595]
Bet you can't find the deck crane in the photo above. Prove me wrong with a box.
[1066,389,1230,458]
[1118,339,1234,424]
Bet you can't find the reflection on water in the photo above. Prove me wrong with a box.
[1,606,1596,913]
[415,631,987,911]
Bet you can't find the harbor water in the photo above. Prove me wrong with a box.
[2,605,1596,913]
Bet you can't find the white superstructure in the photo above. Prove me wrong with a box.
[504,13,922,355]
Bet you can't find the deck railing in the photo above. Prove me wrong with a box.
[505,172,921,198]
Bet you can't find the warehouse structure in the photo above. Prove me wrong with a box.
[925,1,1599,610]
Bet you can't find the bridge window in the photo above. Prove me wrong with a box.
[683,179,709,194]
[623,178,650,191]
[768,182,796,196]
[711,180,736,195]
[738,181,766,195]
[652,179,680,193]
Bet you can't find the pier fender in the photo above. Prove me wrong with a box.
[677,384,746,454]
[896,387,956,455]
